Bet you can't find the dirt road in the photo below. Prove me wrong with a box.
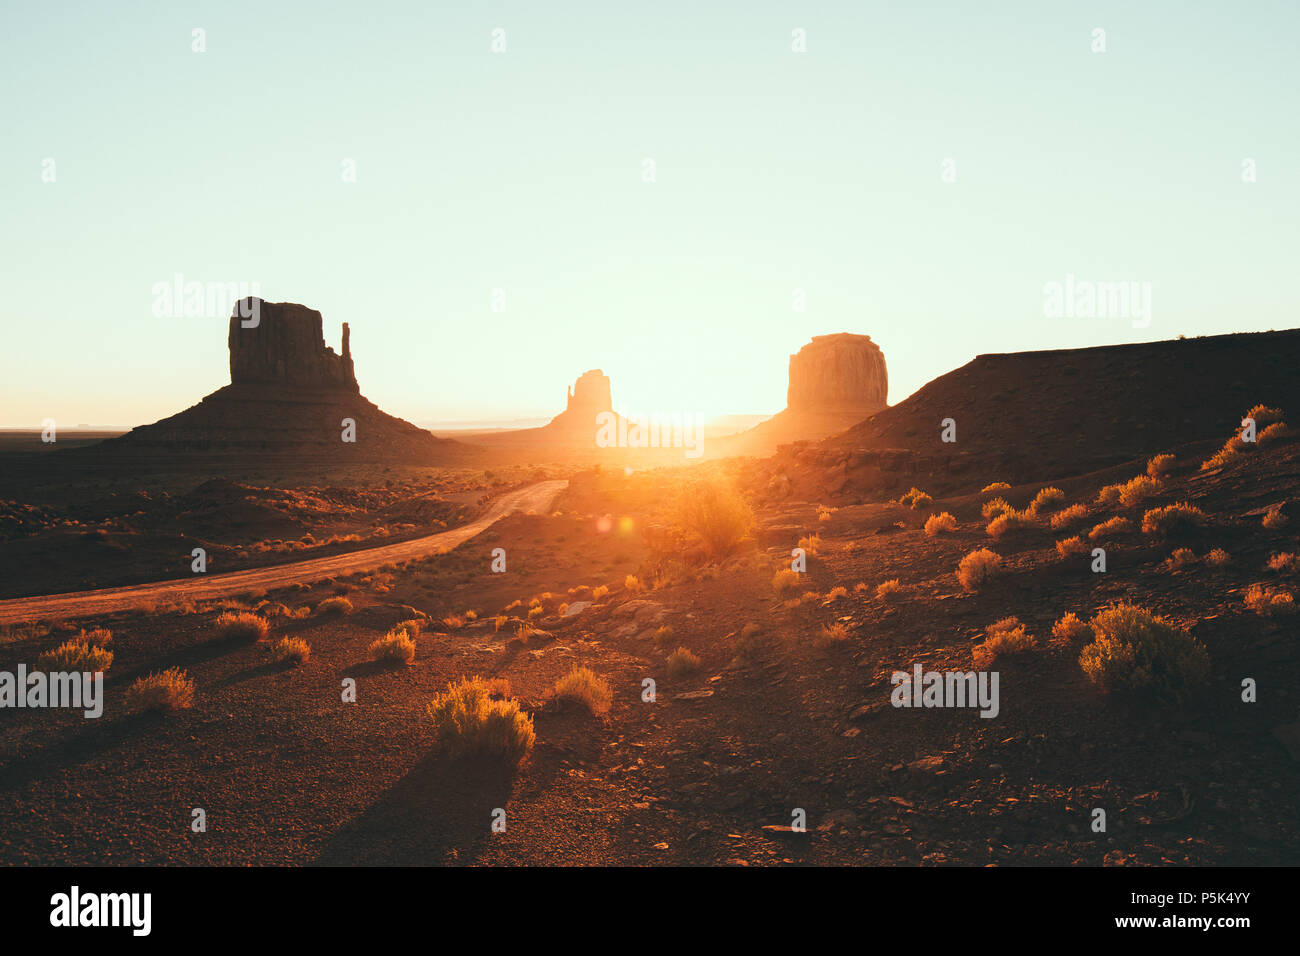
[0,479,568,625]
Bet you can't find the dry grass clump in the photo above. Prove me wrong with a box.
[898,487,932,509]
[1147,453,1175,478]
[126,668,196,713]
[215,611,270,642]
[442,614,465,630]
[591,585,610,601]
[986,507,1035,539]
[1118,475,1162,508]
[825,585,848,601]
[972,617,1035,669]
[1244,404,1285,428]
[1267,552,1296,572]
[797,534,822,555]
[1141,503,1209,535]
[924,512,958,535]
[817,505,836,523]
[1257,422,1291,448]
[981,497,1013,519]
[427,677,535,764]
[652,624,675,645]
[1028,487,1066,516]
[666,646,702,677]
[624,574,643,592]
[1096,483,1123,507]
[1204,548,1231,567]
[1078,604,1209,703]
[1056,535,1088,558]
[369,629,416,665]
[1050,503,1089,530]
[36,638,113,673]
[772,568,803,594]
[876,579,903,600]
[315,596,354,617]
[981,482,1011,494]
[1201,435,1245,471]
[674,477,755,559]
[1244,583,1295,616]
[553,666,613,715]
[957,548,1002,591]
[392,619,423,639]
[271,636,311,666]
[1166,547,1198,569]
[1088,516,1132,540]
[77,627,113,647]
[1263,503,1288,529]
[815,622,851,649]
[1051,612,1091,644]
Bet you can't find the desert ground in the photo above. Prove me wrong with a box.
[1,406,1297,865]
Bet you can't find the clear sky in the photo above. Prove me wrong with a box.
[2,1,1297,428]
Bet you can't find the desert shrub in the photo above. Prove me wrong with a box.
[735,624,767,659]
[554,666,613,715]
[1051,612,1091,643]
[815,622,851,649]
[1201,435,1244,471]
[591,585,610,601]
[126,668,196,713]
[493,615,508,633]
[1244,404,1285,428]
[427,677,535,763]
[876,579,903,600]
[527,606,545,621]
[1088,516,1132,540]
[1096,484,1123,507]
[674,477,755,559]
[1118,475,1162,508]
[1263,503,1288,529]
[797,534,822,555]
[652,624,675,645]
[957,548,1002,591]
[272,636,311,665]
[393,619,423,638]
[981,497,1013,520]
[442,615,465,629]
[369,630,416,664]
[1078,604,1210,703]
[1147,453,1175,478]
[909,493,933,510]
[924,512,958,535]
[981,482,1011,494]
[817,506,835,523]
[257,602,291,619]
[1028,487,1066,516]
[215,611,269,642]
[825,585,848,601]
[1141,503,1209,535]
[986,507,1035,539]
[316,596,353,617]
[972,617,1035,669]
[76,627,112,646]
[666,646,702,677]
[1205,548,1231,566]
[1166,548,1197,569]
[853,581,868,592]
[1050,503,1089,530]
[898,487,929,507]
[1267,552,1296,572]
[36,639,113,673]
[1257,422,1291,448]
[624,574,642,592]
[1244,583,1295,616]
[1056,535,1088,558]
[772,569,803,594]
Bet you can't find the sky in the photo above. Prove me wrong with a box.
[2,0,1297,428]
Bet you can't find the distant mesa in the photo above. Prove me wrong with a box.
[228,300,357,391]
[548,369,614,433]
[92,298,473,464]
[715,333,889,457]
[787,334,888,415]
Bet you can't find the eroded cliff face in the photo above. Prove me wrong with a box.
[228,298,357,391]
[786,333,887,414]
